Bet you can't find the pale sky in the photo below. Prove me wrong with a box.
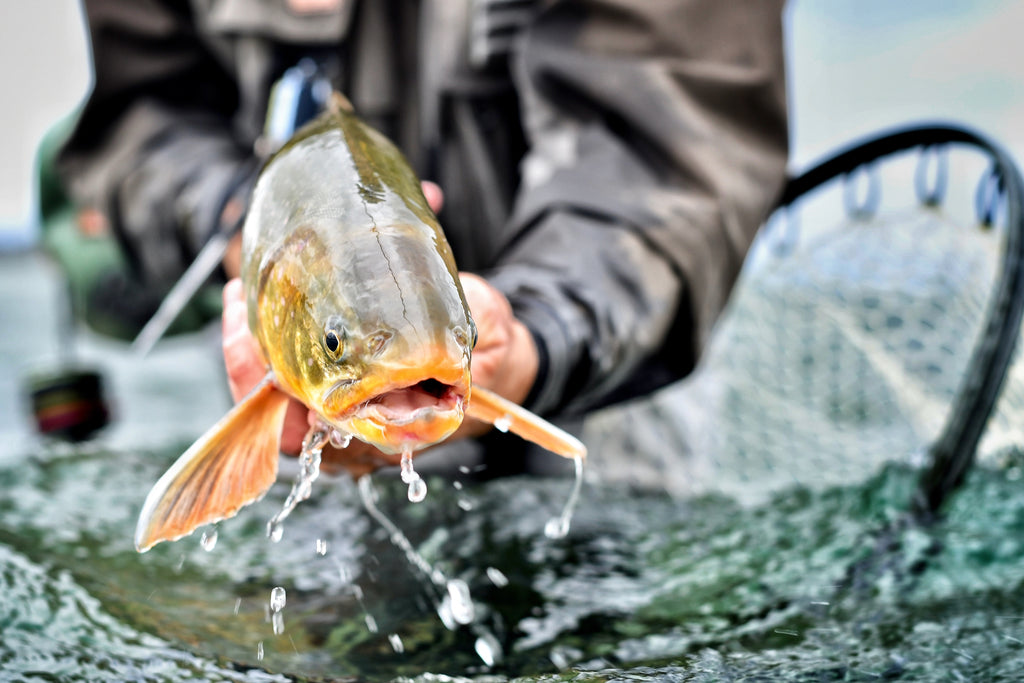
[1,1,1022,244]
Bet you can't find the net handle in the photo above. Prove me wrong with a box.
[776,123,1024,518]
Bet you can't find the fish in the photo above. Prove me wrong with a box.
[134,94,586,552]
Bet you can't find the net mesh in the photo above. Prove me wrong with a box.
[583,150,1023,504]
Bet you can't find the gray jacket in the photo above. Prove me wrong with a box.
[58,0,789,417]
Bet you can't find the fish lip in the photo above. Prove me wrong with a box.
[324,372,469,424]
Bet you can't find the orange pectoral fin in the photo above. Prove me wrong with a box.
[466,384,587,461]
[134,376,290,552]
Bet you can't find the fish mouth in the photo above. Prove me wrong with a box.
[325,372,469,454]
[356,378,465,427]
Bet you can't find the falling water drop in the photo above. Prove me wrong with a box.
[315,538,328,556]
[408,477,428,503]
[486,567,509,587]
[446,579,475,624]
[200,528,218,552]
[268,427,327,541]
[493,413,512,433]
[474,634,501,667]
[545,455,585,539]
[270,586,286,612]
[272,611,284,635]
[329,429,352,449]
[544,516,570,539]
[388,633,405,653]
[400,449,417,484]
[257,641,264,660]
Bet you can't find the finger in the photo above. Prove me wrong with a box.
[221,280,265,402]
[422,180,444,214]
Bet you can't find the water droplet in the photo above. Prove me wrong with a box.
[267,521,284,543]
[545,455,585,539]
[272,610,285,635]
[457,498,474,511]
[233,597,241,615]
[446,579,475,624]
[315,538,328,556]
[400,449,417,484]
[474,634,501,667]
[365,614,378,633]
[544,515,570,539]
[452,480,463,490]
[388,633,405,653]
[200,529,218,552]
[493,413,512,433]
[270,586,286,612]
[257,641,264,660]
[330,429,351,449]
[437,600,457,631]
[408,477,428,502]
[486,567,508,587]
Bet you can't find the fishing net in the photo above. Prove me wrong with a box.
[584,125,1024,509]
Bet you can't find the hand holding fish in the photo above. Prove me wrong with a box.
[134,96,583,552]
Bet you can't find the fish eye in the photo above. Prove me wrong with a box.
[324,328,344,356]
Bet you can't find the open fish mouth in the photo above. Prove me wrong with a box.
[355,378,466,426]
[324,373,469,454]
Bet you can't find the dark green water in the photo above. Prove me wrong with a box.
[3,439,1024,682]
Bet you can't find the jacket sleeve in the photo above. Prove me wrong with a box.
[487,0,790,415]
[56,0,255,288]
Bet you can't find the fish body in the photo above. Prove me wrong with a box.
[135,95,585,552]
[242,97,473,454]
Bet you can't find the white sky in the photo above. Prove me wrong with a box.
[0,1,1022,242]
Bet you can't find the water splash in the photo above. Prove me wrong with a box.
[399,448,428,502]
[446,579,475,625]
[329,429,351,449]
[199,528,218,552]
[270,586,286,636]
[356,475,504,665]
[270,586,286,612]
[267,427,328,542]
[544,455,585,539]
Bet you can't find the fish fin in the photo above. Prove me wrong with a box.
[466,384,587,461]
[134,375,290,552]
[329,91,355,114]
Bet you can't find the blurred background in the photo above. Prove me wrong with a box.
[1,1,1023,247]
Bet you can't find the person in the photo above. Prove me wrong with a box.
[57,0,790,477]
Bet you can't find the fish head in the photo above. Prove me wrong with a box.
[252,224,475,455]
